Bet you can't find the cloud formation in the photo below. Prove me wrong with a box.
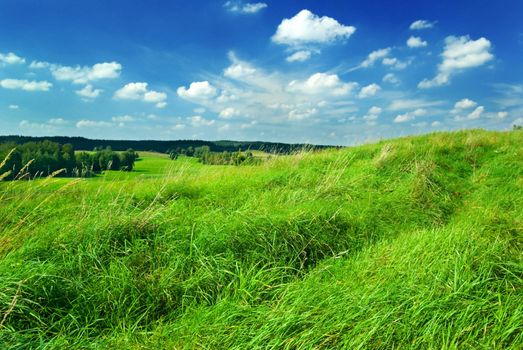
[76,84,103,99]
[358,83,381,98]
[177,81,218,101]
[419,36,494,88]
[224,1,267,14]
[114,82,167,108]
[410,20,436,30]
[407,36,428,48]
[51,62,122,84]
[0,79,52,91]
[272,10,355,47]
[0,52,25,65]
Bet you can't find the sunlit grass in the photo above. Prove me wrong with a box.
[0,129,522,349]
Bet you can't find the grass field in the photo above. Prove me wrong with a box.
[0,129,522,349]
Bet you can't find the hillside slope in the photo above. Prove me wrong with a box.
[0,130,522,349]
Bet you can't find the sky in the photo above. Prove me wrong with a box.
[1,0,522,145]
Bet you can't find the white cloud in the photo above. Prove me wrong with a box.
[272,9,355,46]
[115,82,167,108]
[368,106,382,115]
[177,81,218,100]
[76,84,102,99]
[0,79,52,91]
[288,72,357,96]
[358,83,381,98]
[410,20,436,30]
[29,61,50,69]
[383,73,400,85]
[394,108,427,123]
[0,52,25,65]
[382,57,409,70]
[288,108,318,120]
[363,106,382,122]
[361,48,390,68]
[286,50,312,62]
[431,121,442,127]
[224,1,267,14]
[496,111,508,119]
[388,99,444,111]
[112,115,135,123]
[454,98,477,110]
[407,36,428,48]
[189,115,215,127]
[8,104,19,110]
[419,36,494,88]
[51,61,122,84]
[76,120,114,128]
[219,107,241,119]
[224,61,257,79]
[48,118,68,125]
[455,106,484,121]
[172,124,186,130]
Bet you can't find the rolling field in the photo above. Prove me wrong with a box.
[0,130,522,349]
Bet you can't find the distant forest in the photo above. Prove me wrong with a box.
[0,140,138,179]
[0,135,335,154]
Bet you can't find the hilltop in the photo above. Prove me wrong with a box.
[0,129,522,349]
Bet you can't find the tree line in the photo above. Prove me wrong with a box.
[0,135,333,154]
[0,140,138,180]
[168,146,261,165]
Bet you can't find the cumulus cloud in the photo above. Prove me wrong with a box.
[383,73,400,85]
[0,52,25,65]
[224,60,257,79]
[224,1,267,14]
[177,81,218,101]
[363,106,382,124]
[51,61,122,84]
[394,108,427,123]
[0,79,52,91]
[407,36,428,48]
[410,20,436,30]
[76,84,102,99]
[189,115,215,127]
[76,120,114,128]
[114,82,167,108]
[453,98,477,111]
[288,108,318,120]
[419,35,494,88]
[454,106,484,121]
[29,61,50,69]
[219,107,241,119]
[112,115,135,123]
[286,50,313,62]
[358,83,381,98]
[272,9,355,47]
[288,73,357,96]
[360,48,391,68]
[48,118,68,125]
[8,104,19,110]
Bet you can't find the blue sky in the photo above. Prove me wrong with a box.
[1,0,522,145]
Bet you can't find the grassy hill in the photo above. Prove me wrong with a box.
[0,129,522,349]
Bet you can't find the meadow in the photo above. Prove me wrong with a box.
[0,129,522,349]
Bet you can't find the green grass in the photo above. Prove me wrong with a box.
[0,129,522,349]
